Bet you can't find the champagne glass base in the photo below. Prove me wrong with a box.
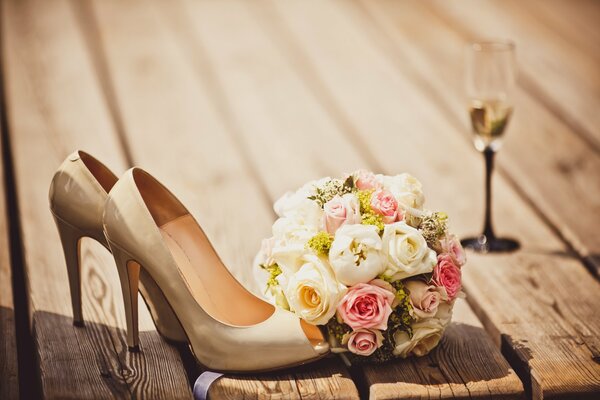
[461,235,520,253]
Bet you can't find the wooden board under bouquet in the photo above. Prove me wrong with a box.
[362,299,524,399]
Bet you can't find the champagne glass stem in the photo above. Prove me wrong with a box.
[482,148,496,240]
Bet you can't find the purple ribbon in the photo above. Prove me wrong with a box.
[193,371,224,400]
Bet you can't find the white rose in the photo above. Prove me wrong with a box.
[393,317,445,358]
[379,173,425,210]
[270,242,307,276]
[275,197,323,230]
[274,178,330,218]
[381,222,436,281]
[269,217,316,274]
[329,224,385,286]
[285,254,347,325]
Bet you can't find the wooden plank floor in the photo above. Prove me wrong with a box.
[1,0,599,399]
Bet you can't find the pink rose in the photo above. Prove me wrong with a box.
[342,328,383,356]
[440,234,466,267]
[369,278,400,308]
[433,255,461,301]
[354,170,379,190]
[337,282,394,330]
[322,194,361,234]
[370,189,402,223]
[405,280,445,319]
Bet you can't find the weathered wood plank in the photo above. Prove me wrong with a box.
[159,1,524,398]
[0,104,19,400]
[84,0,359,398]
[517,0,600,61]
[263,1,600,398]
[365,300,524,400]
[1,0,191,398]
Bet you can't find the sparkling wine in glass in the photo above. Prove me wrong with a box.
[461,41,520,253]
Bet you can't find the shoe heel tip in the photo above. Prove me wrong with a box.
[73,320,85,328]
[128,345,140,353]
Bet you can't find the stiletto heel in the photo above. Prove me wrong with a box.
[109,241,141,352]
[49,150,188,344]
[137,269,187,343]
[52,215,85,327]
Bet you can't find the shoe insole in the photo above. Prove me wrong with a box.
[160,214,274,326]
[159,215,324,345]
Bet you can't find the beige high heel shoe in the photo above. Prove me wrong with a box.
[102,168,329,372]
[49,151,186,342]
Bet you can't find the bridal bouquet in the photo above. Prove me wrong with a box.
[254,171,465,362]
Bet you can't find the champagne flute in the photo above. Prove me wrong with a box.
[461,40,520,253]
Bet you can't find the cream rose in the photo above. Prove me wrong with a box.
[285,254,347,325]
[379,173,425,210]
[404,280,446,320]
[329,224,385,286]
[393,317,445,358]
[381,222,437,281]
[274,177,330,218]
[273,184,324,235]
[270,218,315,274]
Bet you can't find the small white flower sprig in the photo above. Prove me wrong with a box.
[255,170,466,362]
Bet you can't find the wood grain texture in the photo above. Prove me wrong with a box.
[4,0,600,398]
[83,0,359,398]
[155,1,524,398]
[1,0,191,398]
[260,1,600,398]
[365,300,524,400]
[0,103,19,400]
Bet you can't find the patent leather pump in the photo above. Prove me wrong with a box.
[102,167,329,372]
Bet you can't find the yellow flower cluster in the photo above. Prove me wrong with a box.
[307,231,334,255]
[357,189,384,233]
[261,263,282,288]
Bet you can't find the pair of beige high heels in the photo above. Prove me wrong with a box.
[49,151,328,372]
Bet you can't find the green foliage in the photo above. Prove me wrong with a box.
[389,280,413,334]
[326,317,352,345]
[308,176,355,207]
[419,211,448,248]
